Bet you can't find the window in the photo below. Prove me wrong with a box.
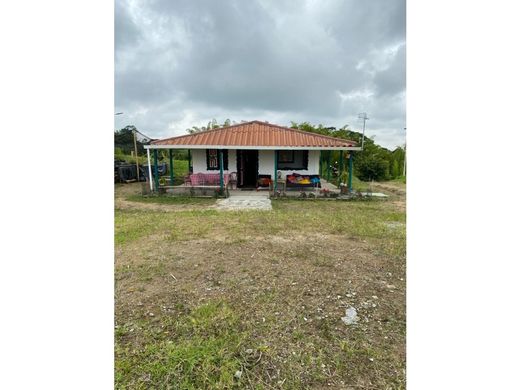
[278,150,294,163]
[206,149,228,170]
[277,150,308,170]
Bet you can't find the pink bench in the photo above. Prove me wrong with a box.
[188,173,230,187]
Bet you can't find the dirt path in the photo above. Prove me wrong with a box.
[371,181,406,196]
[370,181,406,212]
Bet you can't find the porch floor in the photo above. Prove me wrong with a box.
[159,178,341,197]
[319,179,340,192]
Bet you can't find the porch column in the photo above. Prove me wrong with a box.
[147,148,153,191]
[219,149,224,193]
[133,128,139,182]
[319,151,322,177]
[338,151,344,185]
[169,149,174,185]
[153,149,159,191]
[326,150,331,181]
[274,150,278,192]
[348,152,354,192]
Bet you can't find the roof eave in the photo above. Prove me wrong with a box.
[145,145,362,151]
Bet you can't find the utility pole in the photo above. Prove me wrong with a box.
[115,112,140,181]
[358,113,369,150]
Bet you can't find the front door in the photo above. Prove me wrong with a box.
[237,150,258,188]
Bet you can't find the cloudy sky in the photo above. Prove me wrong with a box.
[115,0,405,149]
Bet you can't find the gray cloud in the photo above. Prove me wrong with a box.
[115,0,406,148]
[114,1,141,49]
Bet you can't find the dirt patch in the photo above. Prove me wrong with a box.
[390,199,406,212]
[114,182,406,388]
[116,231,405,388]
[114,182,144,198]
[371,182,406,196]
[367,182,406,213]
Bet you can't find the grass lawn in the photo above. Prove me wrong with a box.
[126,194,216,205]
[115,183,406,389]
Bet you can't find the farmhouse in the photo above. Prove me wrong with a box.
[144,120,360,194]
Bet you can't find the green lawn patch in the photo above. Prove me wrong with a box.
[126,194,216,205]
[115,301,247,389]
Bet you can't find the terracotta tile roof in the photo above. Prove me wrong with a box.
[150,121,357,148]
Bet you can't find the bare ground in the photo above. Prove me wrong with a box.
[115,181,406,389]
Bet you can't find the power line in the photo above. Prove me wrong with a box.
[134,129,154,143]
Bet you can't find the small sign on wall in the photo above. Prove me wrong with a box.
[206,149,228,170]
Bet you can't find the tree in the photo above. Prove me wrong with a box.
[290,121,400,182]
[390,146,405,178]
[186,118,231,134]
[356,155,390,181]
[114,125,145,155]
[392,159,400,178]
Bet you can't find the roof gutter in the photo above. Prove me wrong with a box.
[144,145,362,151]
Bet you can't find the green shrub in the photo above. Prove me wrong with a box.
[355,155,389,181]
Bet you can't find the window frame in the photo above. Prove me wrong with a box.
[206,149,228,170]
[276,150,308,170]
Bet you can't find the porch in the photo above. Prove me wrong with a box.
[150,169,344,199]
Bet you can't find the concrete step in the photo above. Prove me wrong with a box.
[216,195,272,211]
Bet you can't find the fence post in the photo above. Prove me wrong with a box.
[147,148,153,191]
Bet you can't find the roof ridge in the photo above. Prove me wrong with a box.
[267,123,357,145]
[151,120,356,145]
[246,121,358,145]
[151,121,259,144]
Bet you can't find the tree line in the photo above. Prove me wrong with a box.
[289,122,405,182]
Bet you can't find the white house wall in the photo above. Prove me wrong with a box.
[191,149,237,174]
[192,149,320,178]
[258,150,320,179]
[257,150,275,178]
